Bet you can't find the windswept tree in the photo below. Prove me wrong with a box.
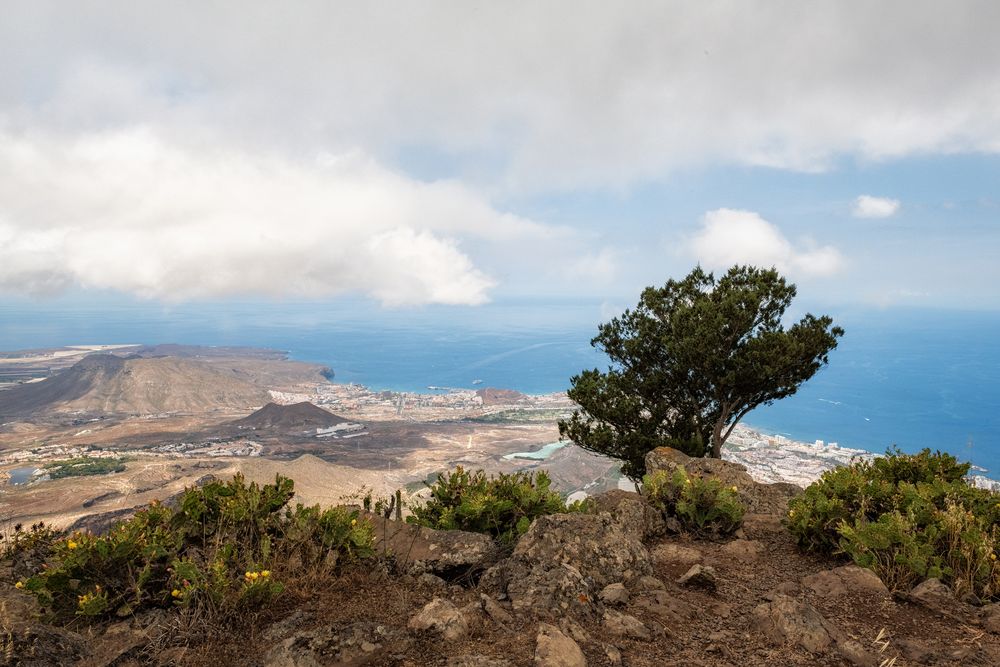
[559,265,843,480]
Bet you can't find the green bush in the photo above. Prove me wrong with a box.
[407,467,589,543]
[787,448,1000,598]
[16,474,374,620]
[43,457,129,479]
[642,468,745,537]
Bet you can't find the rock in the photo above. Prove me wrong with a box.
[480,594,515,627]
[264,623,394,667]
[447,656,513,667]
[407,598,469,641]
[558,617,590,644]
[650,543,702,568]
[982,603,1000,633]
[752,594,832,653]
[635,575,666,591]
[909,578,954,613]
[503,513,651,614]
[765,581,800,599]
[752,594,876,666]
[602,609,651,640]
[676,564,717,591]
[264,610,314,642]
[604,644,623,666]
[0,624,88,667]
[534,623,587,667]
[417,573,447,589]
[719,538,764,561]
[590,489,666,539]
[599,583,630,606]
[801,565,889,598]
[633,589,691,626]
[364,512,496,578]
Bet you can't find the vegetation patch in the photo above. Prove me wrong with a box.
[407,466,591,543]
[42,456,130,479]
[643,467,745,537]
[787,448,1000,599]
[14,474,374,621]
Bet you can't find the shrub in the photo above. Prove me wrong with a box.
[787,448,1000,599]
[642,468,745,537]
[407,467,588,543]
[16,474,374,620]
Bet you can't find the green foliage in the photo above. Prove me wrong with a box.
[1,522,61,560]
[43,457,129,479]
[16,474,374,620]
[788,449,1000,598]
[407,466,589,543]
[559,265,843,479]
[642,468,745,537]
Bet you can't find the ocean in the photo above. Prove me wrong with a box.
[1,296,998,474]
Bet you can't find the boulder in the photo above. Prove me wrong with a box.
[534,623,587,667]
[909,578,956,614]
[752,594,875,666]
[501,513,651,615]
[650,543,702,569]
[364,512,496,578]
[719,539,764,561]
[676,564,717,591]
[633,589,692,626]
[801,565,888,598]
[982,603,1000,634]
[599,583,629,606]
[644,447,801,513]
[407,598,469,641]
[480,594,515,627]
[589,489,666,539]
[265,623,395,667]
[602,610,651,640]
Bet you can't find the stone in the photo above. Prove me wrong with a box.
[599,583,629,606]
[633,589,691,626]
[752,594,876,666]
[909,578,955,614]
[982,603,1000,634]
[364,512,496,578]
[407,598,469,641]
[719,539,764,561]
[447,656,514,667]
[635,575,666,591]
[650,543,702,568]
[558,617,590,644]
[801,565,888,598]
[534,623,587,667]
[602,609,651,640]
[502,513,651,614]
[752,594,833,653]
[264,623,394,667]
[604,644,623,666]
[676,564,717,591]
[590,489,666,539]
[417,573,447,589]
[480,594,514,627]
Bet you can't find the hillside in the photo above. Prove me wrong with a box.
[0,354,270,418]
[229,401,348,433]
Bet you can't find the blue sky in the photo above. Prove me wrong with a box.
[1,2,998,316]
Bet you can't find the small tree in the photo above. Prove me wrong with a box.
[559,265,843,480]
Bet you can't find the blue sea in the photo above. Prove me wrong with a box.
[1,296,998,474]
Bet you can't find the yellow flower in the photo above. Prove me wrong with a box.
[171,589,182,598]
[14,581,24,589]
[730,486,738,492]
[992,553,997,561]
[351,519,357,527]
[67,540,78,550]
[788,510,796,517]
[245,571,253,579]
[261,570,271,578]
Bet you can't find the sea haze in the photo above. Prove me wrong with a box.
[1,297,997,474]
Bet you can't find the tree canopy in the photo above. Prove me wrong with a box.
[559,265,844,480]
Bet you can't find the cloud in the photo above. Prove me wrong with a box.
[1,3,999,190]
[853,195,901,218]
[689,209,843,277]
[0,129,557,305]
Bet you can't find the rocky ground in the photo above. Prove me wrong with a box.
[3,447,999,666]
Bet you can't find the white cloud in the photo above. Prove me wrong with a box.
[689,209,843,277]
[1,3,999,190]
[0,129,557,305]
[853,195,901,218]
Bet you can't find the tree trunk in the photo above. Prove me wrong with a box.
[710,420,725,458]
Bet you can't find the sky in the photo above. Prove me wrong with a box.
[1,1,999,314]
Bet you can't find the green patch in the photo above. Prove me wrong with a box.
[787,448,1000,599]
[42,457,130,479]
[642,468,745,538]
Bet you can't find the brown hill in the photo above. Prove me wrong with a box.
[0,354,270,418]
[229,401,348,433]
